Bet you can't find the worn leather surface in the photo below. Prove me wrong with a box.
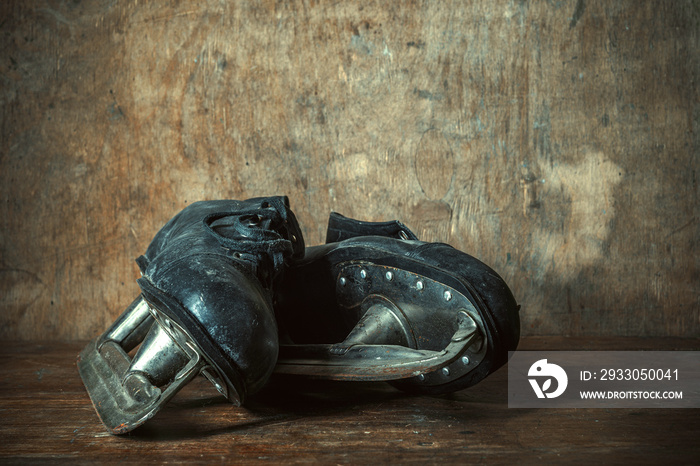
[326,212,519,368]
[278,212,520,394]
[135,196,304,400]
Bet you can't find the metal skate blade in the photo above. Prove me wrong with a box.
[276,310,479,381]
[78,300,208,434]
[78,339,199,434]
[275,264,487,385]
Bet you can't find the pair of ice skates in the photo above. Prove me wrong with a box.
[78,196,520,434]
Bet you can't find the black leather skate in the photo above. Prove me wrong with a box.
[78,196,304,434]
[274,213,520,395]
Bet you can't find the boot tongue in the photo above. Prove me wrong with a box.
[202,198,304,272]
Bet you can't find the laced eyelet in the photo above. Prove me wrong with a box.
[245,215,262,227]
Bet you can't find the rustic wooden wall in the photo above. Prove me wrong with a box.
[1,1,698,340]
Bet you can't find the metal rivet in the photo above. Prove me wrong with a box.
[461,356,470,365]
[417,374,425,382]
[416,280,424,291]
[339,277,347,286]
[444,290,452,301]
[360,269,367,279]
[385,271,394,281]
[442,367,450,376]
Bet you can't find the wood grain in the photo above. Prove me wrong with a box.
[1,338,698,463]
[0,1,698,339]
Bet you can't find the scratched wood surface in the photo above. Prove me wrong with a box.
[1,338,698,463]
[0,1,698,340]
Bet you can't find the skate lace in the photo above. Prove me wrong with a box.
[202,198,302,273]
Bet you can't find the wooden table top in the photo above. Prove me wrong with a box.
[1,337,698,464]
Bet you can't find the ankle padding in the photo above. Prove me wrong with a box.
[325,212,419,243]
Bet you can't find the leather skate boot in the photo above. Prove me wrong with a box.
[78,196,304,434]
[274,212,519,395]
